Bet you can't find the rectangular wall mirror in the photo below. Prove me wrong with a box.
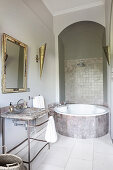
[2,33,27,93]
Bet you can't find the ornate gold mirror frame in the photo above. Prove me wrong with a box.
[2,33,27,93]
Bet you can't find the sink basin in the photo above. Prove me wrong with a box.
[7,108,25,114]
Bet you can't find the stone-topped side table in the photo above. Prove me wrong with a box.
[0,108,49,170]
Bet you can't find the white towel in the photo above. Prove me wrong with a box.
[33,96,45,108]
[45,116,57,143]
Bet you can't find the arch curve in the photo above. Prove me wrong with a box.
[59,20,105,37]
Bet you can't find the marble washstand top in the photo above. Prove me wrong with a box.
[0,108,48,121]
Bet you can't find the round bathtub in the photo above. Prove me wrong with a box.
[54,104,109,138]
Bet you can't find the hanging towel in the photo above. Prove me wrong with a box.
[45,116,57,143]
[33,96,45,108]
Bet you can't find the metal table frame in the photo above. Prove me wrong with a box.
[1,117,50,170]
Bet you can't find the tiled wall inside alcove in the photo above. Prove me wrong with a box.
[65,58,103,104]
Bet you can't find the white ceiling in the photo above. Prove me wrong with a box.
[42,0,105,16]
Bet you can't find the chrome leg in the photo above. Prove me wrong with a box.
[2,118,5,154]
[27,120,30,170]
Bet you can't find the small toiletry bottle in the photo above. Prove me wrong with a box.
[9,102,14,112]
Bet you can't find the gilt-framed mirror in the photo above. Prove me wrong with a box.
[2,33,27,93]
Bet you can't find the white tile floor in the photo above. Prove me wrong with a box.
[13,133,113,170]
[25,133,113,170]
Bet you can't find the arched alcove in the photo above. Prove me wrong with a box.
[58,21,107,104]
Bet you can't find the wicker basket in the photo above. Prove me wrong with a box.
[0,154,25,170]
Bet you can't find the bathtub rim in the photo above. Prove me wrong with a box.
[54,104,109,117]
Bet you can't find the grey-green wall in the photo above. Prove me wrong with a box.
[60,21,105,60]
[59,37,65,102]
[102,32,107,105]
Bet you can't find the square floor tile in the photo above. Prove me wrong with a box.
[42,146,71,168]
[94,141,113,155]
[38,164,64,170]
[94,134,112,144]
[76,138,94,144]
[65,158,92,170]
[52,134,75,149]
[70,141,93,161]
[93,152,113,170]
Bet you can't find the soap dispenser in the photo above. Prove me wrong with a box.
[9,102,14,112]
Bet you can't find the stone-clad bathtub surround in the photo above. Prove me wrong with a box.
[48,104,109,139]
[54,113,109,138]
[65,58,103,104]
[54,105,109,139]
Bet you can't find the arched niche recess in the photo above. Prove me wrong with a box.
[58,21,107,104]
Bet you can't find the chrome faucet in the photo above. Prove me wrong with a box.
[16,99,25,110]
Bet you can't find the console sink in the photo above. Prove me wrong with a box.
[1,108,47,121]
